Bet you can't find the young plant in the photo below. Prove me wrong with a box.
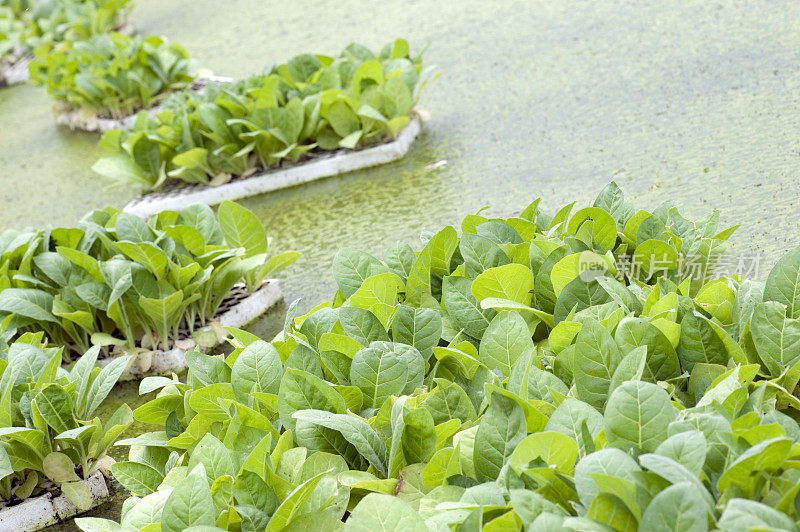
[29,32,195,118]
[0,201,298,355]
[1,0,132,67]
[92,38,439,189]
[0,331,133,510]
[80,183,800,530]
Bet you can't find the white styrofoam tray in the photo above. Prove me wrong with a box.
[123,110,426,218]
[0,54,31,87]
[0,471,109,531]
[99,280,282,380]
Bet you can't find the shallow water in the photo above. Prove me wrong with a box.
[2,0,797,529]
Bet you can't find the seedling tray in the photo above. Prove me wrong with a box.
[100,279,283,380]
[0,53,32,87]
[122,109,427,218]
[0,471,109,531]
[53,75,232,132]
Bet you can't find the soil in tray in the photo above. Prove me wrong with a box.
[0,462,95,511]
[62,283,258,363]
[0,477,59,511]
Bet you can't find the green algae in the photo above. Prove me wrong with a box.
[5,0,800,528]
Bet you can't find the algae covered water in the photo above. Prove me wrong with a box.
[3,0,797,528]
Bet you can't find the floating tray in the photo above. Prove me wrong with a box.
[0,471,109,531]
[53,76,232,132]
[122,109,426,218]
[0,54,32,87]
[99,279,283,380]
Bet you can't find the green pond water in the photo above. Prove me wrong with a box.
[0,0,795,528]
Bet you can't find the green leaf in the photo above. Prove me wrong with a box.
[653,430,707,477]
[390,305,442,360]
[717,498,798,532]
[61,481,94,511]
[161,464,215,532]
[764,245,800,318]
[604,381,676,455]
[717,437,792,493]
[115,213,155,243]
[0,288,56,322]
[332,248,385,299]
[115,242,168,279]
[638,454,715,511]
[43,452,80,482]
[442,276,496,340]
[34,384,77,434]
[421,381,477,425]
[567,207,618,252]
[471,264,534,305]
[350,342,424,409]
[278,368,347,432]
[473,392,526,482]
[574,448,641,508]
[231,340,283,399]
[292,410,387,477]
[344,493,426,532]
[401,407,436,465]
[459,233,510,275]
[750,301,800,376]
[92,155,151,186]
[112,461,164,496]
[84,355,131,418]
[573,318,622,410]
[478,311,533,377]
[327,101,359,137]
[615,317,681,381]
[188,433,237,485]
[593,182,634,229]
[545,399,604,457]
[509,431,578,474]
[676,312,727,371]
[265,470,330,531]
[638,482,708,532]
[188,383,237,421]
[218,201,268,257]
[349,272,404,330]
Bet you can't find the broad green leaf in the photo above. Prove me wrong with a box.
[717,498,798,532]
[574,448,640,508]
[112,461,164,496]
[604,381,676,455]
[390,305,442,360]
[161,464,215,532]
[344,493,426,531]
[574,318,622,410]
[349,272,404,329]
[218,200,268,257]
[332,248,384,299]
[638,482,708,532]
[349,342,424,409]
[478,311,533,377]
[293,410,387,476]
[473,392,526,482]
[471,264,534,305]
[509,431,578,474]
[278,368,347,432]
[231,340,283,399]
[764,245,800,318]
[750,301,800,376]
